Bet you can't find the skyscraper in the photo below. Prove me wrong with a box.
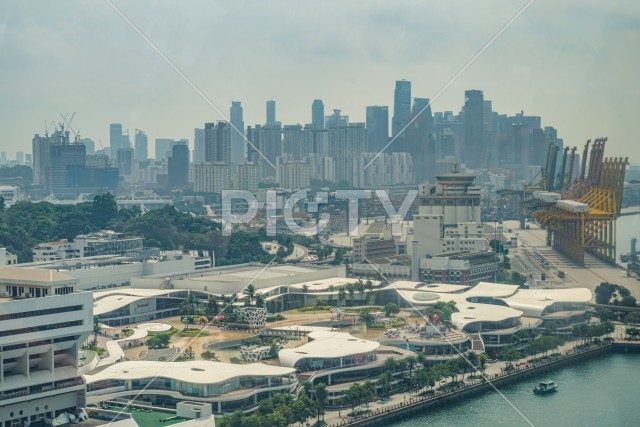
[463,90,484,168]
[193,128,206,164]
[312,99,324,129]
[327,123,366,184]
[204,122,231,164]
[168,142,189,188]
[155,138,174,162]
[392,80,411,140]
[365,105,389,153]
[134,129,148,162]
[50,142,86,195]
[266,100,276,126]
[110,123,123,152]
[230,101,245,166]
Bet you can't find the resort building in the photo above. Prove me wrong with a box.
[84,361,297,415]
[93,288,210,327]
[0,267,92,426]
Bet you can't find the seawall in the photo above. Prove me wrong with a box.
[329,343,613,427]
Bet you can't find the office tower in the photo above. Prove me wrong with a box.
[194,162,230,193]
[193,128,206,164]
[234,162,260,192]
[116,147,134,178]
[109,123,129,157]
[0,267,92,426]
[168,142,190,188]
[266,100,277,125]
[403,97,433,183]
[134,129,148,161]
[50,142,86,195]
[392,80,411,140]
[16,151,24,165]
[327,122,366,184]
[230,101,245,166]
[155,138,174,162]
[0,152,6,164]
[204,122,231,164]
[312,99,324,129]
[32,134,50,186]
[25,153,32,166]
[366,105,389,153]
[463,90,484,168]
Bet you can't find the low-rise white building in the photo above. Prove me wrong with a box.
[84,360,297,414]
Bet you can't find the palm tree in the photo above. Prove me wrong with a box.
[180,293,199,318]
[405,355,418,387]
[205,296,218,317]
[338,287,347,307]
[302,284,309,307]
[92,316,101,346]
[478,352,488,375]
[243,284,256,306]
[378,371,393,398]
[313,383,328,422]
[365,280,374,304]
[355,279,365,303]
[328,285,335,305]
[416,351,427,367]
[255,293,265,308]
[346,283,356,306]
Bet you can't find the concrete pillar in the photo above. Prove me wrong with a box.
[411,240,420,281]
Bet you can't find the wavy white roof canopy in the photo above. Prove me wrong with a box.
[278,331,380,368]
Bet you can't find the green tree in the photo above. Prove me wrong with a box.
[91,193,118,228]
[243,284,256,306]
[384,302,400,316]
[92,316,101,346]
[499,345,521,368]
[146,333,170,349]
[313,382,328,422]
[201,350,220,361]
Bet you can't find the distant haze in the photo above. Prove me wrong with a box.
[0,0,638,161]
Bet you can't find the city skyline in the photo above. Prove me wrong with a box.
[1,1,639,161]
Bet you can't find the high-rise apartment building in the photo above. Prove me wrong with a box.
[234,162,260,192]
[312,99,324,130]
[204,122,231,165]
[283,124,314,160]
[194,162,230,194]
[116,147,134,179]
[0,267,92,426]
[230,101,245,166]
[327,123,367,184]
[366,105,389,153]
[168,142,189,188]
[266,100,277,126]
[392,80,411,140]
[193,128,206,164]
[276,156,310,190]
[134,129,148,161]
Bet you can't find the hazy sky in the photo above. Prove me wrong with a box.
[1,0,639,162]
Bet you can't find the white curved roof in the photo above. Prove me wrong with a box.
[461,282,519,298]
[501,288,592,317]
[451,303,523,330]
[279,331,380,368]
[85,360,295,385]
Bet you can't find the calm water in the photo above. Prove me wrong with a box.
[616,212,639,265]
[390,353,640,427]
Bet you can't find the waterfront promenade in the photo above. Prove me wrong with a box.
[323,341,613,427]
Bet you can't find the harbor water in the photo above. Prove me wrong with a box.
[390,352,640,427]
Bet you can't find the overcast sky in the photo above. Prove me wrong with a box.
[1,0,638,162]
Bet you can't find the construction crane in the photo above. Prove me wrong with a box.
[534,137,628,265]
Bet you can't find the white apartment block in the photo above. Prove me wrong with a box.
[234,162,259,192]
[194,162,231,194]
[0,267,92,426]
[276,157,310,190]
